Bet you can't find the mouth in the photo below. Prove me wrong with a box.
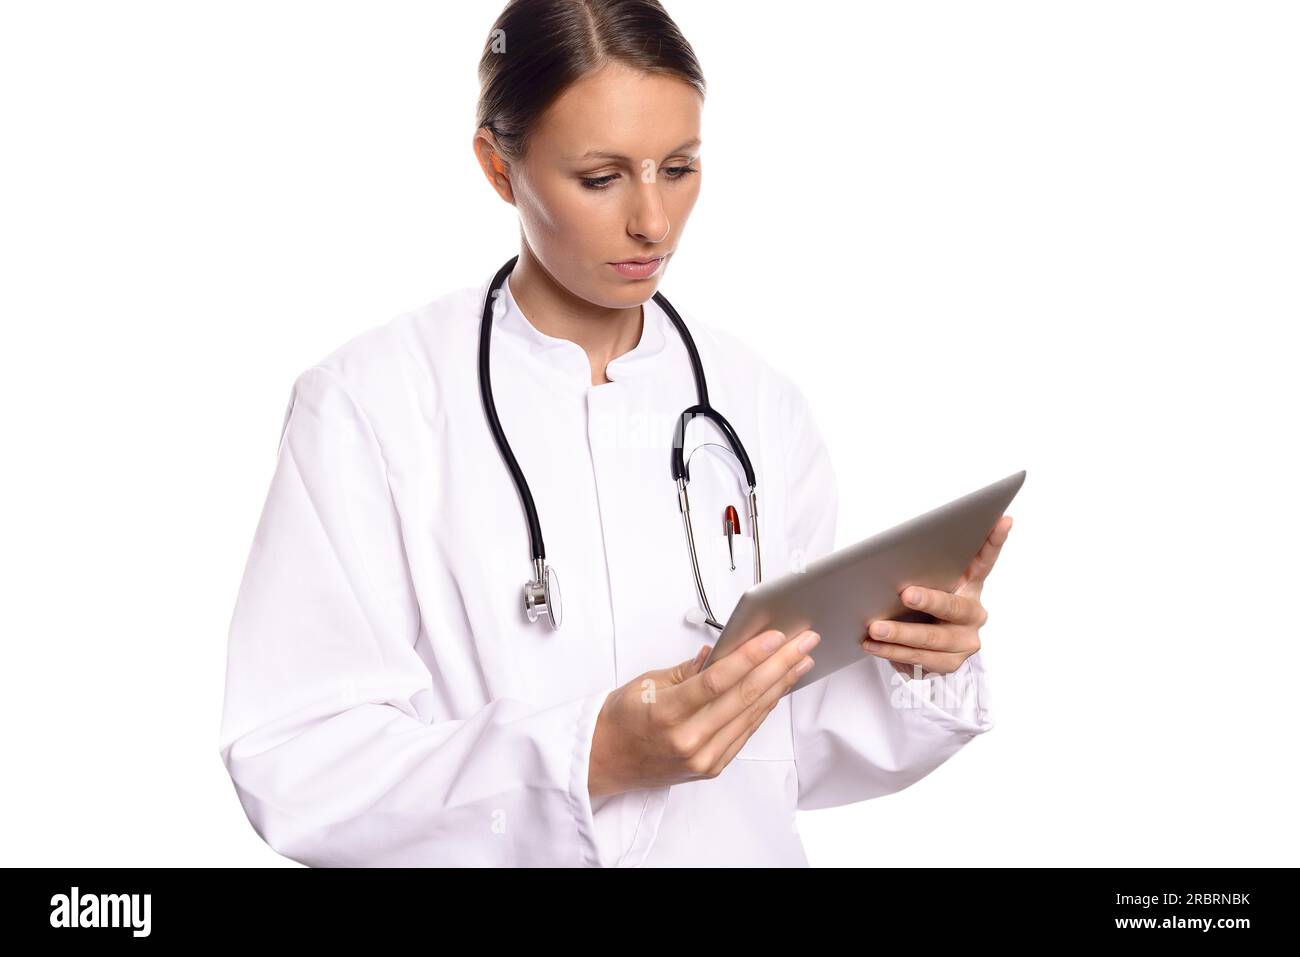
[608,254,668,279]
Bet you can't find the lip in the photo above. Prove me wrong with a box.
[608,255,666,279]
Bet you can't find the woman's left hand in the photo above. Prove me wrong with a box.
[862,514,1013,677]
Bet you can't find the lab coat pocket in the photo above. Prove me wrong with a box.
[698,531,755,627]
[736,692,795,762]
[699,534,795,763]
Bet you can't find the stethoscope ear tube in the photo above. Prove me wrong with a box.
[677,477,763,633]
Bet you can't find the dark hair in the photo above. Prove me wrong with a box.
[477,0,706,165]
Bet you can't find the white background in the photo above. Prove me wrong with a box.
[2,0,1296,867]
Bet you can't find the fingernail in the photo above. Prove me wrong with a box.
[798,631,821,652]
[761,631,786,652]
[872,622,890,639]
[794,657,814,675]
[906,588,923,605]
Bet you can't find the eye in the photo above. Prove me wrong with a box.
[581,165,699,190]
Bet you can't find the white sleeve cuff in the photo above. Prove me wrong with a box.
[569,688,671,867]
[880,649,995,736]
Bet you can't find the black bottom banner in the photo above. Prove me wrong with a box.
[2,866,1288,945]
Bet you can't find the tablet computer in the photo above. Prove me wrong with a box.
[701,469,1027,692]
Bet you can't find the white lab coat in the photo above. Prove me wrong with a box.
[217,269,994,867]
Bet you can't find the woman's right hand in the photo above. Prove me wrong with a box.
[587,629,819,799]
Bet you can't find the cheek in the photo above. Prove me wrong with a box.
[515,181,562,237]
[520,183,614,255]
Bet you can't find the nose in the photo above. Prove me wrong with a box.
[628,178,670,245]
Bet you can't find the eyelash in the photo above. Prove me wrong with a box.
[580,166,699,191]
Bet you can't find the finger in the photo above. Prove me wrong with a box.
[865,618,980,655]
[696,630,818,731]
[676,629,819,740]
[669,628,795,712]
[899,584,987,626]
[861,636,969,674]
[956,515,1013,592]
[700,653,813,776]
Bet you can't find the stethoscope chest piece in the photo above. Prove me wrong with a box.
[524,559,562,629]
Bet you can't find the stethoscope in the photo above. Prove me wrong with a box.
[477,255,763,632]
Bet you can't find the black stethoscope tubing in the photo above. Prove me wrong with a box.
[477,254,760,628]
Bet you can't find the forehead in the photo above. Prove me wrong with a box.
[531,62,702,159]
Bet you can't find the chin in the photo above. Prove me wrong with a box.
[605,283,659,309]
[584,273,656,308]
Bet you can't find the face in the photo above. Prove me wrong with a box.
[480,62,703,309]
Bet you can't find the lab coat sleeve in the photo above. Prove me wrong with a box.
[778,380,995,811]
[218,365,640,867]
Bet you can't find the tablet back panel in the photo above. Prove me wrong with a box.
[706,469,1027,692]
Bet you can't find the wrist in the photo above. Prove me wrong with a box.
[588,691,624,799]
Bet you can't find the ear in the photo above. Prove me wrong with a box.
[472,129,515,205]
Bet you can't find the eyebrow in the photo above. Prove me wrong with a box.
[569,138,701,162]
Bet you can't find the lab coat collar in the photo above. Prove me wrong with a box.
[491,271,669,389]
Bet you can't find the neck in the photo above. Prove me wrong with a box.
[509,243,644,386]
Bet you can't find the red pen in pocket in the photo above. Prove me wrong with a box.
[723,504,740,571]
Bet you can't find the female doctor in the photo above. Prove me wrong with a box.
[218,0,1014,868]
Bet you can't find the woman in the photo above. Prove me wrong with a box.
[218,0,1011,867]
